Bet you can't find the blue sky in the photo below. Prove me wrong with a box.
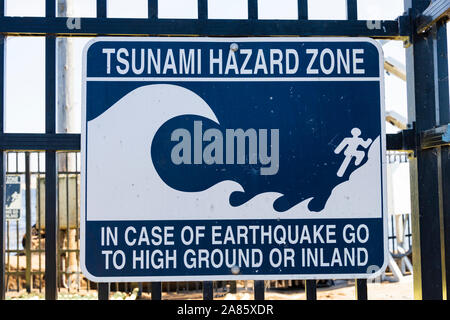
[2,0,446,136]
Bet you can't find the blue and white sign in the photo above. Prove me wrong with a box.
[6,175,22,220]
[81,37,388,282]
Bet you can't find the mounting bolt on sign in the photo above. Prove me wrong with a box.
[81,37,388,282]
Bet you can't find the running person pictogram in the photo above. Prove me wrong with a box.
[334,128,372,177]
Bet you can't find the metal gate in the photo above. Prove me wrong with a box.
[0,0,448,300]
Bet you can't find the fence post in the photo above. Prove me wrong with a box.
[98,282,110,300]
[151,282,162,300]
[254,280,265,300]
[248,0,257,20]
[148,0,157,20]
[434,19,449,300]
[0,0,5,298]
[97,0,106,18]
[45,22,59,299]
[93,0,111,299]
[0,151,3,301]
[298,0,308,19]
[25,153,32,293]
[198,0,210,300]
[202,281,213,300]
[346,0,371,301]
[305,280,317,300]
[404,0,445,300]
[346,0,358,20]
[355,279,368,300]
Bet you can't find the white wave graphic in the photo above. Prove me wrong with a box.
[85,84,382,221]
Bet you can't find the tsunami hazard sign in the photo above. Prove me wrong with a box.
[81,37,388,282]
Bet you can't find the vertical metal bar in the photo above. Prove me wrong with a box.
[407,213,412,247]
[14,155,18,292]
[5,219,8,290]
[297,0,308,19]
[229,280,237,293]
[202,281,213,300]
[94,0,109,297]
[346,0,357,20]
[248,0,258,20]
[198,0,207,20]
[435,20,449,124]
[0,0,5,298]
[148,0,158,20]
[435,19,449,300]
[196,9,208,300]
[45,151,58,300]
[45,33,58,300]
[75,153,81,292]
[97,0,107,18]
[254,280,265,300]
[404,0,443,300]
[37,155,42,292]
[151,282,162,300]
[98,283,110,300]
[305,280,317,300]
[46,0,55,18]
[442,153,450,299]
[355,279,368,300]
[391,214,395,251]
[0,137,3,299]
[65,155,69,292]
[25,153,31,293]
[138,282,143,298]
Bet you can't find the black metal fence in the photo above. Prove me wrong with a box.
[0,150,414,299]
[3,151,85,296]
[0,0,449,300]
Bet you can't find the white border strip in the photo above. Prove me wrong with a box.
[86,76,381,82]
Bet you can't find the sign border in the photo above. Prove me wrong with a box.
[81,36,388,282]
